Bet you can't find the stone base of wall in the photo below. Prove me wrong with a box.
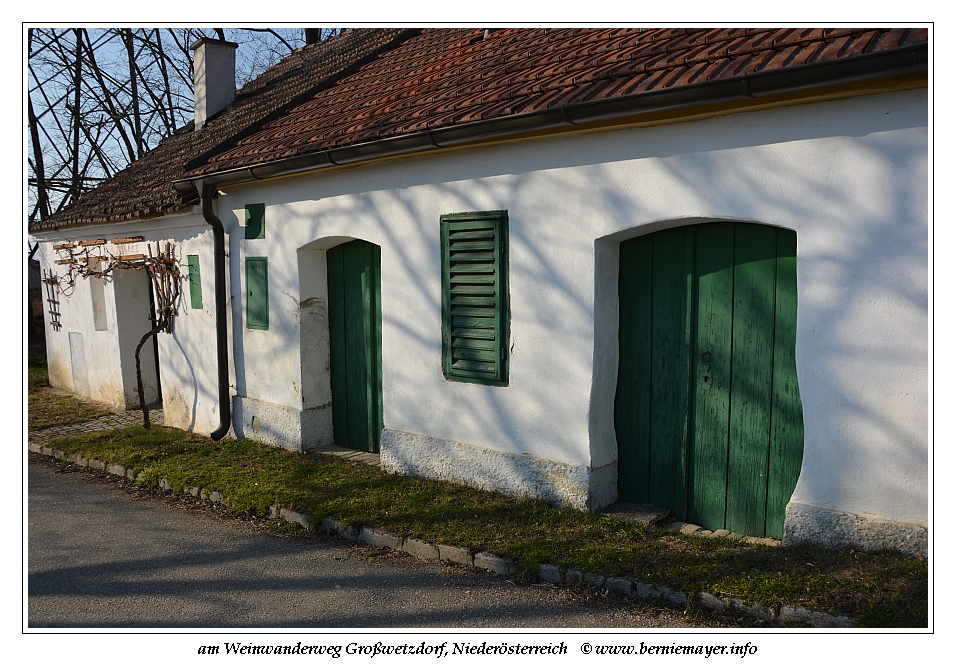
[380,429,616,511]
[785,502,927,557]
[233,396,333,452]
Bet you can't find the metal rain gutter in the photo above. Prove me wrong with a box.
[173,43,926,196]
[199,183,232,441]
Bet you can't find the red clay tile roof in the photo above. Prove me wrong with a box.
[188,27,927,178]
[32,28,414,233]
[34,27,927,233]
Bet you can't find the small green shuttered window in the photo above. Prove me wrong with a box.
[246,257,269,330]
[440,210,509,386]
[187,255,202,309]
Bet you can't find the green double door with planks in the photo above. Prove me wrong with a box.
[615,223,804,538]
[327,240,383,453]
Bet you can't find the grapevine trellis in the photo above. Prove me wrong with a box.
[45,240,181,428]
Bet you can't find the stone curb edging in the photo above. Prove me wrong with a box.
[28,443,854,628]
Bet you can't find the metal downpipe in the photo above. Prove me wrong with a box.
[200,184,232,440]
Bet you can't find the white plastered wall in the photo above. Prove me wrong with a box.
[34,213,224,427]
[35,88,927,535]
[37,237,159,409]
[150,217,230,436]
[37,243,126,408]
[112,267,160,408]
[216,88,925,528]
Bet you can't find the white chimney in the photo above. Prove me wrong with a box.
[190,38,238,130]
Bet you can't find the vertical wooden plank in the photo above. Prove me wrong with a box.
[766,229,804,538]
[649,227,693,519]
[688,223,735,529]
[360,242,375,451]
[371,243,384,453]
[358,241,383,453]
[726,224,777,536]
[327,244,350,449]
[615,235,654,504]
[343,240,372,452]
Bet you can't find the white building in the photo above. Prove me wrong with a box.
[31,28,929,555]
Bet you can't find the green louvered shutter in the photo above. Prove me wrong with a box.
[246,257,269,330]
[441,211,509,386]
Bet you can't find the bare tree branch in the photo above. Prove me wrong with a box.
[28,27,319,226]
[243,27,295,52]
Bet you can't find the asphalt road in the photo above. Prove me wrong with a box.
[27,456,702,629]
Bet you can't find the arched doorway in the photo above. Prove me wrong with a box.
[326,239,383,453]
[615,222,803,538]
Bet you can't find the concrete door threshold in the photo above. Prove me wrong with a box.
[311,443,381,467]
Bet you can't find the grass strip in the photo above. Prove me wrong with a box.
[35,425,927,628]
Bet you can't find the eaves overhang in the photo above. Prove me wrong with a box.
[173,42,928,196]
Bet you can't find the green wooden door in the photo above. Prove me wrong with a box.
[327,240,383,453]
[615,222,803,538]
